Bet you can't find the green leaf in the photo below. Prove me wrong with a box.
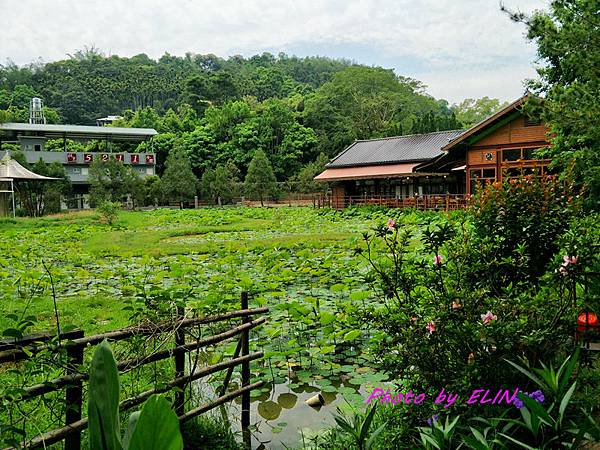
[127,395,183,450]
[123,411,140,450]
[320,311,336,326]
[343,330,361,342]
[88,340,123,450]
[558,381,577,424]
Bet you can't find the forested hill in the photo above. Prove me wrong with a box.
[0,50,504,182]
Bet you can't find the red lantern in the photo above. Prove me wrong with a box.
[577,312,599,332]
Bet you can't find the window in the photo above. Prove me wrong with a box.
[502,148,522,162]
[501,147,542,163]
[469,168,496,194]
[34,144,41,152]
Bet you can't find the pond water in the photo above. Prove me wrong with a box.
[234,377,369,449]
[194,367,379,449]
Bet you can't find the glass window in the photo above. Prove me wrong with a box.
[522,148,538,160]
[470,169,481,179]
[482,168,496,178]
[502,148,521,162]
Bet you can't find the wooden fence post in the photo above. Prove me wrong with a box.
[241,291,251,448]
[64,330,84,450]
[174,306,186,416]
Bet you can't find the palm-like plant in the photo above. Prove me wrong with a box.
[332,403,386,450]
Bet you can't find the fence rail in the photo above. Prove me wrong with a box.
[322,193,470,210]
[0,293,267,450]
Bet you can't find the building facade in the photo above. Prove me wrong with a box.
[316,95,551,208]
[0,122,158,209]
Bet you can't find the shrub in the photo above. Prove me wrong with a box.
[181,416,241,450]
[468,175,581,290]
[97,200,120,225]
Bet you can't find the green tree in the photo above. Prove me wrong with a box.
[504,0,600,209]
[161,148,197,208]
[289,152,329,193]
[304,67,443,156]
[11,152,70,216]
[200,164,236,205]
[452,97,509,128]
[244,149,278,206]
[89,158,142,206]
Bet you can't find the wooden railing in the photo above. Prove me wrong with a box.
[0,292,267,450]
[316,193,470,210]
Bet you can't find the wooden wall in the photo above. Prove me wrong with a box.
[466,115,550,194]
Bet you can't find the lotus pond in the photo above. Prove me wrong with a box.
[0,206,443,449]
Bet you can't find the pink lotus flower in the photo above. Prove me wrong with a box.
[433,255,443,266]
[387,218,396,230]
[426,321,436,334]
[452,301,462,309]
[481,311,498,325]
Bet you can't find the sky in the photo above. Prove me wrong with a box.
[0,0,549,104]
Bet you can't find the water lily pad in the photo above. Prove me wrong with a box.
[277,393,298,409]
[258,400,282,421]
[338,386,357,395]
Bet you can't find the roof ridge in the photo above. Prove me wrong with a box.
[353,129,463,143]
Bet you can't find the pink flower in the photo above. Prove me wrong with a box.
[433,255,443,266]
[452,301,461,309]
[562,255,578,266]
[387,218,396,230]
[411,316,418,323]
[467,353,475,364]
[558,266,568,276]
[481,311,498,325]
[426,321,436,334]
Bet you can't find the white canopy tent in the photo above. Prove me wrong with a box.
[0,152,59,218]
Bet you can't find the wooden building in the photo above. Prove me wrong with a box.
[316,95,551,208]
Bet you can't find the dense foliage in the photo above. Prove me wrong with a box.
[505,0,600,210]
[1,51,501,195]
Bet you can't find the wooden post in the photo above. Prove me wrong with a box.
[241,291,251,448]
[65,330,85,450]
[445,193,449,212]
[174,306,185,416]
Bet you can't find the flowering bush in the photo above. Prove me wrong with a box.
[467,175,581,290]
[356,179,585,394]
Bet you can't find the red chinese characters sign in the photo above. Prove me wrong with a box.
[145,154,155,164]
[67,153,77,163]
[130,154,140,164]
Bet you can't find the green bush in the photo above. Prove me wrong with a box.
[97,200,120,225]
[181,416,241,450]
[468,175,581,290]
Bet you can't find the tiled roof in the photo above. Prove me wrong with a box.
[327,129,466,168]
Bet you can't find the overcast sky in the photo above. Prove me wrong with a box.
[0,0,548,104]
